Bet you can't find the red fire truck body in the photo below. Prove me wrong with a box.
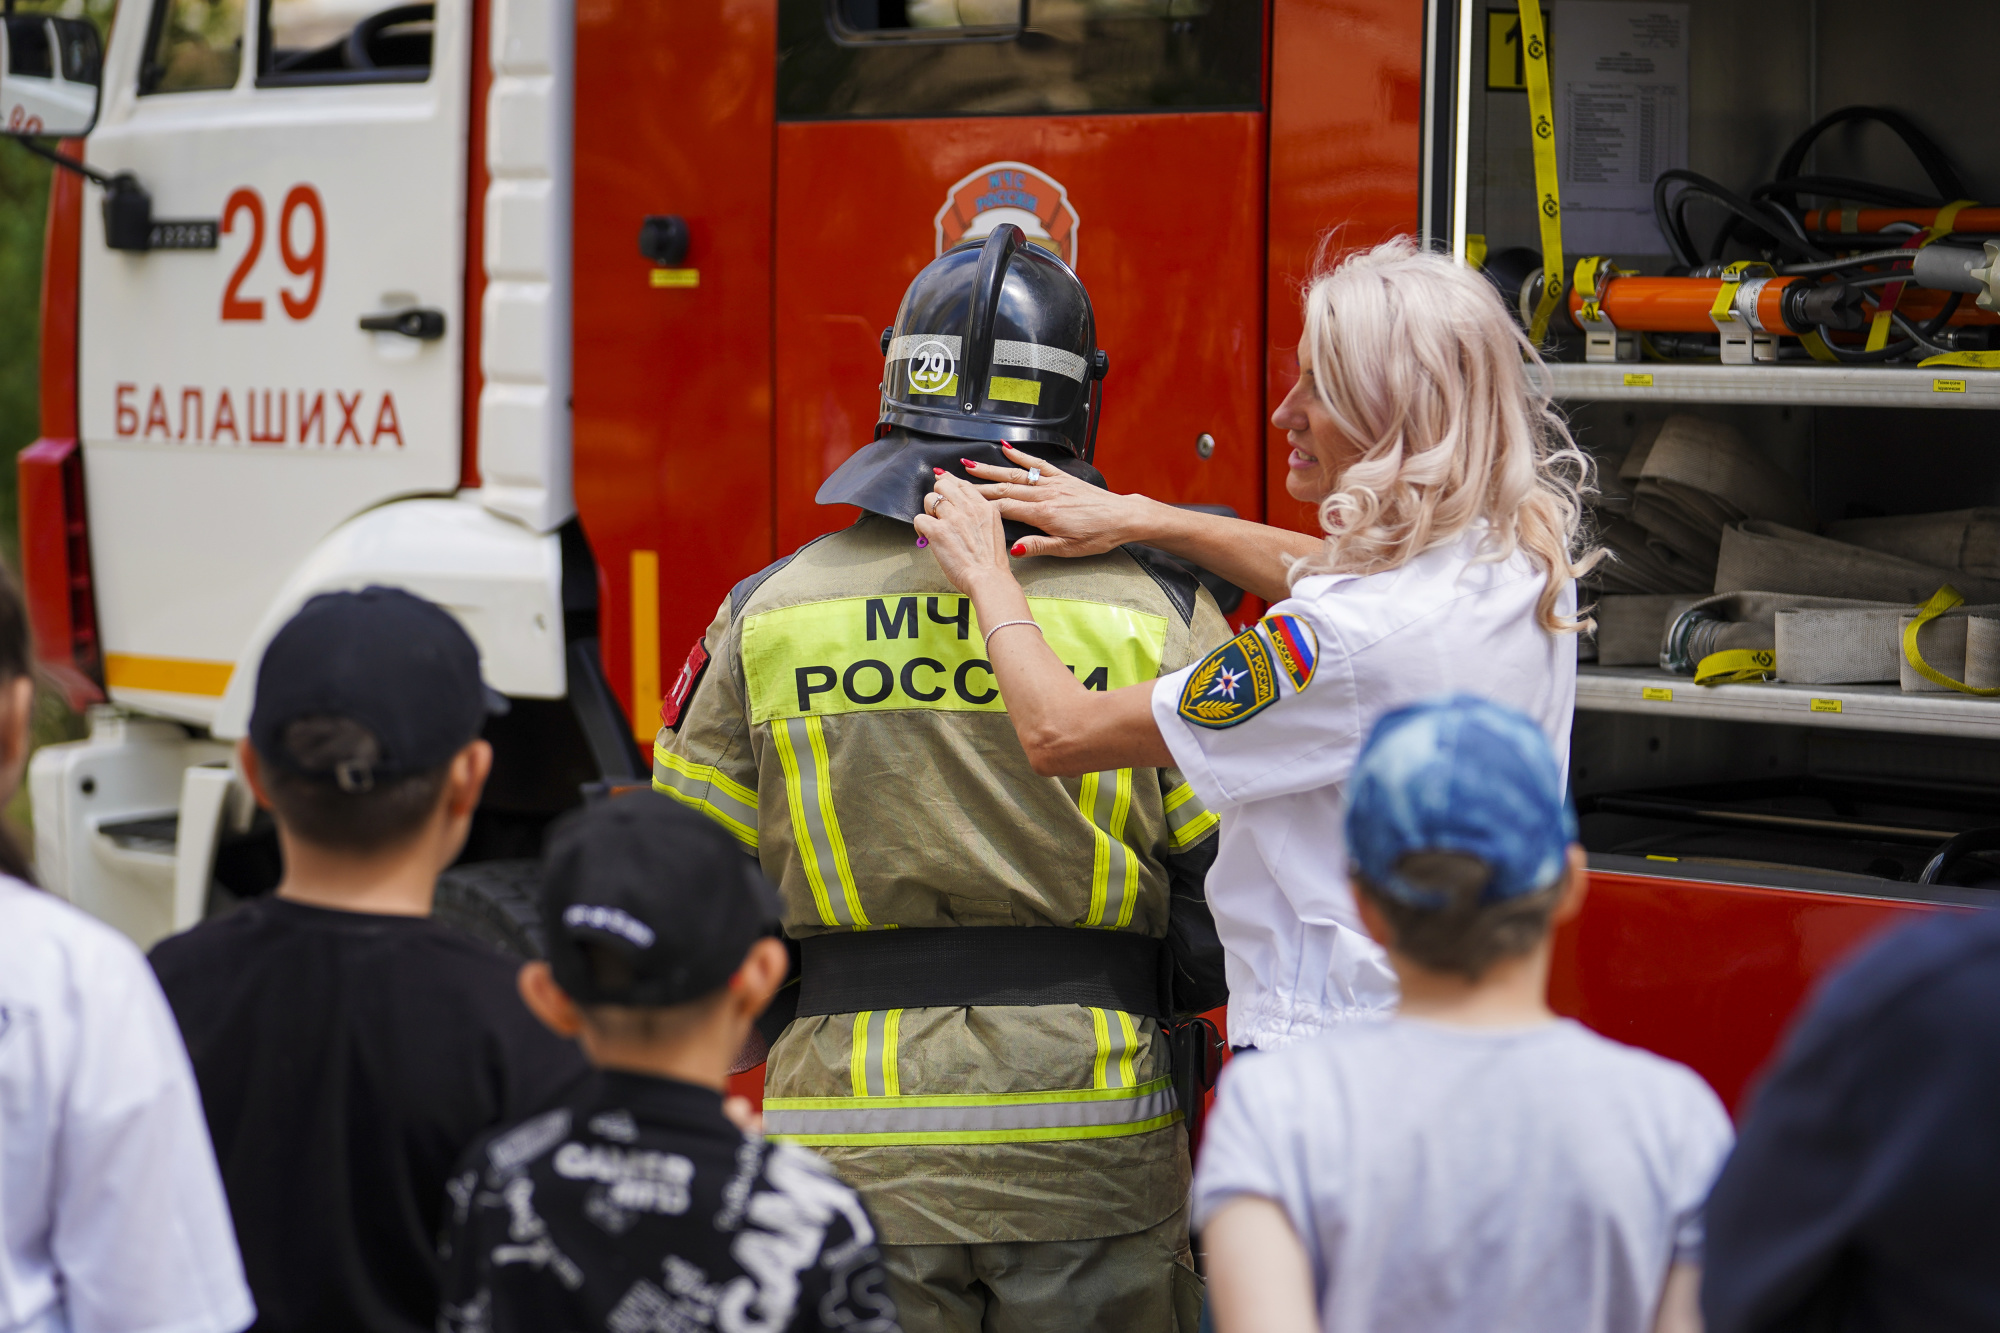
[19,0,1948,1112]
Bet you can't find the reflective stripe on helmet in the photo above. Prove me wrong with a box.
[763,1076,1179,1146]
[993,339,1086,382]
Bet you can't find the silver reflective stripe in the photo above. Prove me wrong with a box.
[887,334,963,361]
[764,1082,1176,1139]
[1078,769,1136,928]
[1162,781,1218,850]
[652,749,760,850]
[772,716,868,928]
[993,339,1087,382]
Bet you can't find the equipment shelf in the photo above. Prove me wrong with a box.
[1577,666,2000,740]
[1539,363,2000,410]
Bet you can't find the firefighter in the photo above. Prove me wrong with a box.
[653,223,1229,1333]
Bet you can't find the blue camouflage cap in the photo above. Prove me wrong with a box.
[1345,694,1578,909]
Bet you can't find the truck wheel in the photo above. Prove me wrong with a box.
[433,859,546,959]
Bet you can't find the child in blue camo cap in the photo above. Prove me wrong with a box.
[1192,694,1733,1333]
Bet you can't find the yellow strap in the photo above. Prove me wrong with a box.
[1519,0,1563,344]
[1694,649,1776,686]
[1902,584,2000,697]
[1924,200,1977,245]
[1865,309,1894,353]
[1708,261,1772,326]
[1800,330,1840,364]
[1921,351,2000,370]
[1467,233,1488,270]
[1574,255,1614,323]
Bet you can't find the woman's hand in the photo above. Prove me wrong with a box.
[962,444,1159,558]
[913,471,1013,595]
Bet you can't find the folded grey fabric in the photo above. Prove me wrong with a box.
[1714,522,2000,604]
[1774,608,1908,684]
[1594,594,1702,666]
[1826,508,2000,580]
[1589,516,1715,595]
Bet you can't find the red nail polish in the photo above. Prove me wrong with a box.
[933,467,945,475]
[961,458,976,467]
[1010,542,1026,557]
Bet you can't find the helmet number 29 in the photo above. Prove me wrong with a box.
[908,340,956,396]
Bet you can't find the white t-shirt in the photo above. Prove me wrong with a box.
[0,877,254,1333]
[1192,1018,1734,1333]
[1151,529,1576,1050]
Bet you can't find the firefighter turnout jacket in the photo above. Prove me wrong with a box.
[654,513,1228,1246]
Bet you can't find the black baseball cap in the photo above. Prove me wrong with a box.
[249,586,507,787]
[541,792,783,1007]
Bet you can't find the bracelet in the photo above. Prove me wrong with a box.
[982,619,1044,649]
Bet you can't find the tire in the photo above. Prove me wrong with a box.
[432,858,546,959]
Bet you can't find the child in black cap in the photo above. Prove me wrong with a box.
[150,587,589,1333]
[439,793,900,1333]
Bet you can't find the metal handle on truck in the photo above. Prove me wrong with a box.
[358,307,446,339]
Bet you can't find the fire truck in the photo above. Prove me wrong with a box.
[8,0,1992,1110]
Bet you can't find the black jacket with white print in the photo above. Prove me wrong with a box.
[438,1070,900,1333]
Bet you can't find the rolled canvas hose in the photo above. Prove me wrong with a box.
[1827,508,2000,580]
[1661,591,1913,678]
[1595,594,1702,666]
[1775,608,1909,684]
[1715,522,2000,604]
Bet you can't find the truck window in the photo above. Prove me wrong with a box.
[259,0,432,85]
[779,0,1259,118]
[139,0,245,94]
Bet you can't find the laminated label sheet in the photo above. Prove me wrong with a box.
[1551,1,1689,254]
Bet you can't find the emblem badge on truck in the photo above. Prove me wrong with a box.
[934,161,1080,267]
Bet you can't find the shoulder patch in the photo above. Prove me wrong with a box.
[1178,624,1279,728]
[659,639,710,731]
[1262,614,1317,692]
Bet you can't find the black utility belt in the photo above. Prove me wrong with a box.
[795,927,1171,1022]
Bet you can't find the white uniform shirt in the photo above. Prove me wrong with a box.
[0,877,253,1333]
[1151,529,1577,1050]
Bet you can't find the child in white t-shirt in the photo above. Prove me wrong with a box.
[1193,695,1733,1333]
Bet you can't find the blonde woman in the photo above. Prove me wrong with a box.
[915,238,1597,1052]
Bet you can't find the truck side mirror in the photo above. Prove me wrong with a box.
[0,16,102,139]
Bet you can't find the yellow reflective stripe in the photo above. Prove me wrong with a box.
[767,1114,1182,1149]
[771,720,838,926]
[881,1008,902,1098]
[652,747,760,850]
[1090,1007,1113,1089]
[1116,1010,1139,1088]
[1077,769,1136,927]
[805,716,869,927]
[655,746,756,807]
[851,1011,873,1097]
[1163,780,1219,849]
[765,1077,1173,1113]
[763,1077,1180,1147]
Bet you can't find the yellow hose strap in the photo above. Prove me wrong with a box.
[1903,585,2000,697]
[1800,331,1840,363]
[1921,350,2000,370]
[1925,200,1977,245]
[1467,233,1488,270]
[1574,256,1624,324]
[1520,0,1564,345]
[1709,261,1773,325]
[1694,649,1776,686]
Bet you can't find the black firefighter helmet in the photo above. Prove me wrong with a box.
[816,223,1110,522]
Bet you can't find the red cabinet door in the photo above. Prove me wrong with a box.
[770,4,1268,556]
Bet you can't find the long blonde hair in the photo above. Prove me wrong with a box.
[1287,237,1598,633]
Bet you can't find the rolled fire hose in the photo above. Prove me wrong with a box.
[1827,508,2000,579]
[1715,521,2000,604]
[1594,594,1702,666]
[1661,592,1909,680]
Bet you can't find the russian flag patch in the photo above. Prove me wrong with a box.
[1262,614,1317,692]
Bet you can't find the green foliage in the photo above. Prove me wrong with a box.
[0,144,50,563]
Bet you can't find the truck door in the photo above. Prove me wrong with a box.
[76,0,470,724]
[770,0,1268,560]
